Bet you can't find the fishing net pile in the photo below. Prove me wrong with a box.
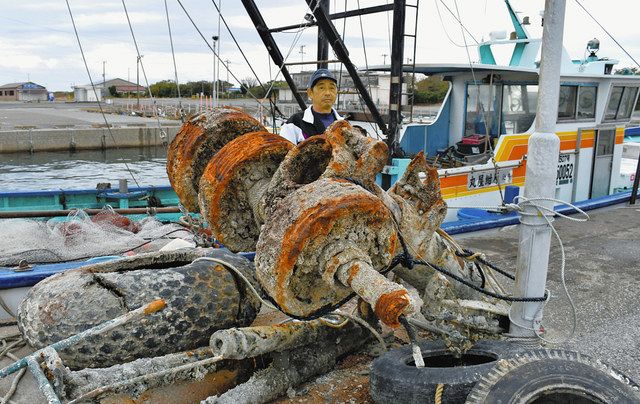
[0,209,193,266]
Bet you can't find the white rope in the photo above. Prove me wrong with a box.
[449,196,588,344]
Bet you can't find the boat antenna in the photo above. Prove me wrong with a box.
[573,0,640,69]
[163,0,184,122]
[121,0,168,149]
[64,0,141,188]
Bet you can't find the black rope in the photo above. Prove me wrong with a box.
[414,257,547,302]
[473,262,486,289]
[399,315,419,344]
[455,249,516,280]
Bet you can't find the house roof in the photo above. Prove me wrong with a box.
[0,82,47,90]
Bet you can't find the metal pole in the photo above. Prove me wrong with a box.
[212,36,217,107]
[509,0,566,337]
[102,60,106,98]
[630,158,640,204]
[241,0,306,109]
[387,0,406,160]
[136,55,141,109]
[305,0,387,133]
[317,0,329,69]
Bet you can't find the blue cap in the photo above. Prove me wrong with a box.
[308,68,337,89]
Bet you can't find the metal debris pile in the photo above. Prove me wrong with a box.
[7,107,509,403]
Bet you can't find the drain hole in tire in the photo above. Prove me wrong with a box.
[406,353,497,368]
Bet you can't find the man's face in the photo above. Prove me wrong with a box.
[307,79,337,113]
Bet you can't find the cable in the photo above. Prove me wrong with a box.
[121,0,168,146]
[164,0,184,122]
[65,0,141,188]
[574,0,640,69]
[434,0,466,48]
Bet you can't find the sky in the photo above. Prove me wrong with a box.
[1,0,639,91]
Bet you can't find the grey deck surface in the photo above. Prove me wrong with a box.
[458,204,640,382]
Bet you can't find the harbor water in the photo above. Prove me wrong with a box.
[0,148,169,191]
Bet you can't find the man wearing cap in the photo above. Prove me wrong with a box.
[280,68,343,144]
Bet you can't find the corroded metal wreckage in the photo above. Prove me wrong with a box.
[17,249,261,369]
[12,107,506,402]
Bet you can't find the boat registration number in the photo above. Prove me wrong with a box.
[556,153,575,185]
[467,168,513,190]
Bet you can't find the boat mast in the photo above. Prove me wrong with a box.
[387,0,406,158]
[316,0,329,69]
[509,0,565,337]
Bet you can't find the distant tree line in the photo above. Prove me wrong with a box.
[142,76,449,104]
[413,76,449,105]
[148,80,235,98]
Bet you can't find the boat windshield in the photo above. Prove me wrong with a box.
[465,83,538,138]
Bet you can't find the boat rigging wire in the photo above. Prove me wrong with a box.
[452,0,505,204]
[163,0,184,122]
[209,0,289,120]
[434,0,466,48]
[354,0,382,138]
[175,0,277,115]
[64,0,141,188]
[573,0,640,69]
[436,0,480,45]
[121,0,168,147]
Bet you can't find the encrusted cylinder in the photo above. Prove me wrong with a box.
[17,249,261,369]
[166,107,265,211]
[255,178,410,325]
[198,132,293,252]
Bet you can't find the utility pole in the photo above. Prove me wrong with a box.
[382,53,388,65]
[299,44,306,66]
[102,61,106,98]
[136,55,144,110]
[509,0,565,338]
[212,36,219,107]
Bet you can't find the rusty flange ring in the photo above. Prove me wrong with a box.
[198,132,293,252]
[255,178,401,321]
[166,107,265,211]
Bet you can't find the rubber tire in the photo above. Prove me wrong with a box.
[370,339,523,404]
[465,349,640,404]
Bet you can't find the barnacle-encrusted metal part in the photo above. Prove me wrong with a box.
[198,131,293,252]
[17,249,261,369]
[166,107,265,212]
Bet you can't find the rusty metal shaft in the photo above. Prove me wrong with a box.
[210,318,360,360]
[335,260,412,328]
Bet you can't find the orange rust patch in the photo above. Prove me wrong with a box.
[374,289,410,328]
[200,132,292,232]
[346,264,361,286]
[144,299,166,315]
[273,190,392,311]
[214,265,225,272]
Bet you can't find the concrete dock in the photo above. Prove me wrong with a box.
[458,204,640,382]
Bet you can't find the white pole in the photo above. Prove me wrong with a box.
[509,0,565,337]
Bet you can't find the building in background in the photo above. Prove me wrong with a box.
[73,85,103,102]
[72,78,145,102]
[0,82,49,102]
[277,70,406,111]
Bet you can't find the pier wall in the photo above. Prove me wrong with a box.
[0,126,181,153]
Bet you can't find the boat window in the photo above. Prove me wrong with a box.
[465,84,502,137]
[558,85,577,120]
[616,87,639,120]
[577,86,597,119]
[605,86,624,120]
[501,84,538,134]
